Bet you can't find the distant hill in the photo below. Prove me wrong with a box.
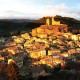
[35,15,80,34]
[0,16,80,37]
[35,15,80,25]
[54,15,80,34]
[0,19,43,37]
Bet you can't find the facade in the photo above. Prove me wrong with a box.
[52,17,60,25]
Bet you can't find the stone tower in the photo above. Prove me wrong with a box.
[46,18,50,25]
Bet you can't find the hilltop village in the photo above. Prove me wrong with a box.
[0,17,80,78]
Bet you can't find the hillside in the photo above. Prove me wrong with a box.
[0,16,80,37]
[35,15,80,34]
[0,19,43,37]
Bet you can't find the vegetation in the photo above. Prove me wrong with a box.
[6,61,20,80]
[0,20,43,37]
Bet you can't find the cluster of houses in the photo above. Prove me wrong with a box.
[0,17,80,77]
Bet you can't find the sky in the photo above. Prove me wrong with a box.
[0,0,80,19]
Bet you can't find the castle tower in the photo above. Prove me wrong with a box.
[52,17,55,25]
[52,17,60,25]
[46,17,61,25]
[46,18,50,25]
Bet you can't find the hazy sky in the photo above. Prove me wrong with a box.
[0,0,80,19]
